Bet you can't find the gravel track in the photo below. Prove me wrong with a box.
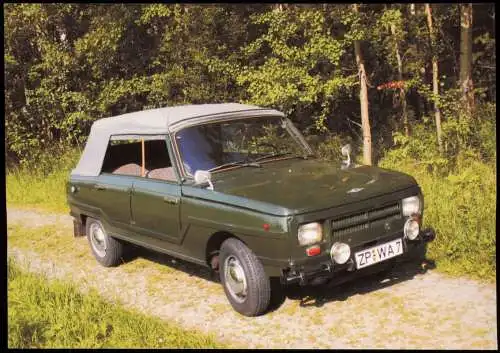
[7,208,498,349]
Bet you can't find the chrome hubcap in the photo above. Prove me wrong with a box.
[90,223,107,258]
[224,255,247,303]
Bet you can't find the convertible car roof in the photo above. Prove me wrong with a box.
[71,103,284,176]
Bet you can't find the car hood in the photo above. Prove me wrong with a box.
[205,158,417,215]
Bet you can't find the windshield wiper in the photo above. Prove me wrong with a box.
[252,152,313,162]
[208,160,261,173]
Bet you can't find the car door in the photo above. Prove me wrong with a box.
[88,138,143,234]
[130,177,181,243]
[91,173,134,230]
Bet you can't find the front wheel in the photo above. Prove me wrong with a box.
[86,217,125,267]
[219,238,271,316]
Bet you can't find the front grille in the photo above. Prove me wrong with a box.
[331,202,401,239]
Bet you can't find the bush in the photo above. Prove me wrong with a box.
[380,145,496,281]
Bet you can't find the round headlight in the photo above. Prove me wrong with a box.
[404,219,420,240]
[402,196,421,216]
[298,222,323,246]
[330,242,351,264]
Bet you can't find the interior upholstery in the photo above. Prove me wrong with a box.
[103,139,174,180]
[146,167,176,181]
[112,163,145,176]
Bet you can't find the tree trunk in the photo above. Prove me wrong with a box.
[425,3,443,152]
[390,23,409,136]
[459,3,474,114]
[353,4,372,166]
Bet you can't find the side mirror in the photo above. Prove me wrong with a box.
[194,170,214,190]
[341,144,352,167]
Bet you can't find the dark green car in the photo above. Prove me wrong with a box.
[68,103,435,316]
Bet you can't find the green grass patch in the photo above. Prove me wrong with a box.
[379,158,496,282]
[7,258,225,348]
[6,149,80,213]
[6,170,70,213]
[8,224,87,260]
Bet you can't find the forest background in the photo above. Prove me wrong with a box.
[4,3,496,280]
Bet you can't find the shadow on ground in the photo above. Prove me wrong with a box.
[122,245,218,283]
[268,243,436,312]
[120,241,436,314]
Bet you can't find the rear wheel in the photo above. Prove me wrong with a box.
[219,238,271,316]
[86,218,125,267]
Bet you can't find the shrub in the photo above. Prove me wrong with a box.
[379,145,496,281]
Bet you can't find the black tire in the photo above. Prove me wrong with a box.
[219,238,271,316]
[86,217,125,267]
[268,277,286,312]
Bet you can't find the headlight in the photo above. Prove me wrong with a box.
[330,242,351,264]
[404,219,420,240]
[298,222,323,246]
[402,195,421,216]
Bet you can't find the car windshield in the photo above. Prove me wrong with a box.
[175,116,312,175]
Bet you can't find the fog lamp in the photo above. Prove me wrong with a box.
[330,242,351,264]
[404,219,420,240]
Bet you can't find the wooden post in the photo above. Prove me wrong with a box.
[459,3,474,114]
[141,138,145,177]
[353,4,372,166]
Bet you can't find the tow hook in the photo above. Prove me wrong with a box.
[421,228,436,242]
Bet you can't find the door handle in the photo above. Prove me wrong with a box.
[95,184,107,190]
[163,196,179,205]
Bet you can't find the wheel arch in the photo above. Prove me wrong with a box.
[205,230,245,270]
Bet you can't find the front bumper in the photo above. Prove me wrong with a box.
[281,227,436,286]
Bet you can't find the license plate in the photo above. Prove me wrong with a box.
[354,238,403,269]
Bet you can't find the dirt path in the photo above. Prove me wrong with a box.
[7,208,498,349]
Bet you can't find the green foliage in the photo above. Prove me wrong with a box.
[6,149,80,213]
[238,5,357,131]
[5,4,496,163]
[306,133,353,162]
[379,156,496,282]
[378,101,496,281]
[383,122,449,174]
[7,259,225,348]
[381,98,496,175]
[5,4,254,163]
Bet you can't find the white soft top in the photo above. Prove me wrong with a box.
[71,103,284,176]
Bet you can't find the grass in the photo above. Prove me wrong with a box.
[6,149,80,214]
[7,259,225,348]
[379,157,496,282]
[6,169,70,213]
[7,223,87,260]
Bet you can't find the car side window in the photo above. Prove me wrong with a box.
[101,136,177,182]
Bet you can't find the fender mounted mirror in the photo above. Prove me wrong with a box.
[194,170,214,190]
[341,143,352,167]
